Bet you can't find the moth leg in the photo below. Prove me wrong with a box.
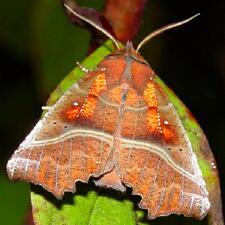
[76,61,92,73]
[41,106,52,111]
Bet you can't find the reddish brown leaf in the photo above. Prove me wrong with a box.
[103,0,148,42]
[24,209,34,225]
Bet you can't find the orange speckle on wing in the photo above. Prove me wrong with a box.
[80,73,106,118]
[89,73,107,96]
[144,81,161,135]
[143,81,175,143]
[143,81,157,107]
[146,108,159,134]
[80,96,97,118]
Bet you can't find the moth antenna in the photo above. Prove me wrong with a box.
[64,4,120,49]
[136,13,200,52]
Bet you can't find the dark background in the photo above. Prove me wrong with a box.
[0,0,224,224]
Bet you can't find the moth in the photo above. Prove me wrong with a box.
[7,4,223,224]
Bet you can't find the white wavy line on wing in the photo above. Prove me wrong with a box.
[18,128,206,188]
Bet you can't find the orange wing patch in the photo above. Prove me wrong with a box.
[143,81,157,107]
[144,81,162,137]
[143,81,175,142]
[146,108,160,135]
[62,103,81,122]
[80,73,107,118]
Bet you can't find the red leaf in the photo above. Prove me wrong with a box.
[104,0,148,42]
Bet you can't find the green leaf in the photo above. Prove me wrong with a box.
[0,175,30,225]
[31,184,141,225]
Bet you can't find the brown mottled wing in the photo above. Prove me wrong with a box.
[7,71,117,198]
[117,78,210,219]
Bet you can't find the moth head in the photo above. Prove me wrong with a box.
[64,4,199,53]
[104,42,149,65]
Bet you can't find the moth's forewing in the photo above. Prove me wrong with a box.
[7,40,116,198]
